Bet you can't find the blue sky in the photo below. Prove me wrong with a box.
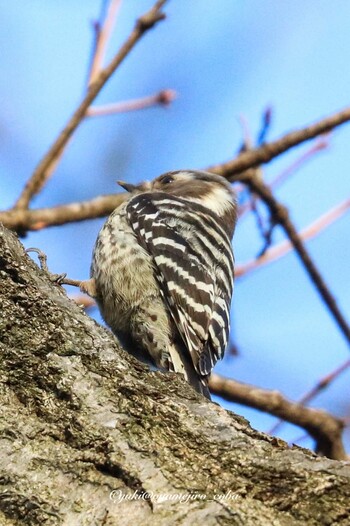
[1,1,349,451]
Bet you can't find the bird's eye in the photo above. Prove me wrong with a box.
[161,175,174,185]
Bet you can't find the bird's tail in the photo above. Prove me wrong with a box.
[168,341,211,400]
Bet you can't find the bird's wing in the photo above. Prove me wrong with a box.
[126,192,234,375]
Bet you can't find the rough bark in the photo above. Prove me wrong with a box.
[0,224,349,526]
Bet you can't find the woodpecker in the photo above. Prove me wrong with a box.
[84,170,237,399]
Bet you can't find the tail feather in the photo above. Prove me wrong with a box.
[119,330,211,399]
[169,341,211,400]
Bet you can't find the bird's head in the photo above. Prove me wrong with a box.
[118,170,237,235]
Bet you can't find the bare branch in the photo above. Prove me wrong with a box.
[2,106,347,235]
[0,194,127,232]
[269,358,350,436]
[238,135,330,220]
[269,134,330,190]
[13,0,167,210]
[209,111,350,346]
[298,358,350,406]
[236,198,350,278]
[244,173,350,345]
[209,106,350,179]
[209,373,347,460]
[88,0,123,86]
[87,89,176,116]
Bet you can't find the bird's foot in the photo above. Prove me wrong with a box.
[26,247,86,291]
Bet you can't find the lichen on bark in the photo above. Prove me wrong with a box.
[0,225,349,526]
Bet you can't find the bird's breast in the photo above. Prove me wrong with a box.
[91,208,157,332]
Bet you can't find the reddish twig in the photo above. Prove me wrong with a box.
[238,135,330,219]
[87,89,176,116]
[209,107,350,180]
[13,0,167,210]
[299,359,350,406]
[237,113,254,151]
[86,1,107,86]
[269,134,330,190]
[268,358,350,436]
[236,198,350,279]
[209,374,347,460]
[88,0,123,86]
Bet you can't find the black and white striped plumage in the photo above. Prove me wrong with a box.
[90,170,237,399]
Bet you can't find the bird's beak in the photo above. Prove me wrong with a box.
[117,181,138,193]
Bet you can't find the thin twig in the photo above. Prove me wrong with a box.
[242,173,350,346]
[87,89,176,116]
[237,114,270,245]
[238,135,330,220]
[236,198,350,278]
[209,374,347,460]
[237,113,254,152]
[13,0,167,210]
[86,1,108,86]
[209,106,350,179]
[257,106,273,145]
[250,198,274,257]
[298,359,350,406]
[88,0,123,85]
[3,106,348,231]
[269,134,330,190]
[268,358,350,436]
[214,145,350,348]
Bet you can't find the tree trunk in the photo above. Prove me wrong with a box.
[0,225,349,526]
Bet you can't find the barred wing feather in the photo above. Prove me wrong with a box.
[126,192,233,376]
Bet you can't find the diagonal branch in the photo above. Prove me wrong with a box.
[209,106,350,179]
[236,198,350,278]
[2,105,349,234]
[269,358,350,436]
[268,134,330,190]
[244,173,350,346]
[13,0,167,211]
[238,135,330,220]
[209,373,347,460]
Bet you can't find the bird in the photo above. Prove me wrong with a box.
[83,170,237,399]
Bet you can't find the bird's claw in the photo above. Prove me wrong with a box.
[26,247,66,285]
[26,247,49,272]
[50,272,67,285]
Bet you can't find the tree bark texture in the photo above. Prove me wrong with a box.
[0,225,349,526]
